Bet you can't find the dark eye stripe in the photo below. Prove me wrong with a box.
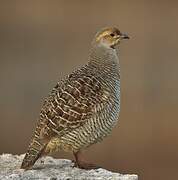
[110,33,115,37]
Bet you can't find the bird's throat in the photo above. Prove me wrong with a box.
[89,45,120,76]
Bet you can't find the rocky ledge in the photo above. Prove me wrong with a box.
[0,154,138,180]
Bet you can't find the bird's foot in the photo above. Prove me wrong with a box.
[73,150,101,170]
[40,159,45,164]
[74,161,100,170]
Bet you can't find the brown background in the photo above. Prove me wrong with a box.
[0,1,178,179]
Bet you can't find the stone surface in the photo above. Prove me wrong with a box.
[0,154,138,180]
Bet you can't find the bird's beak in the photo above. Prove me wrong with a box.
[120,33,130,39]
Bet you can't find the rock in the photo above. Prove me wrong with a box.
[0,154,138,180]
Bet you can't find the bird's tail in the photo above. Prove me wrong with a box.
[21,135,48,170]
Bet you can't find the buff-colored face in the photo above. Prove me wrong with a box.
[94,27,129,49]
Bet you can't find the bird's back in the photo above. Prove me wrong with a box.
[42,46,121,151]
[21,40,121,170]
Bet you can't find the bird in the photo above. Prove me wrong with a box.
[21,27,129,170]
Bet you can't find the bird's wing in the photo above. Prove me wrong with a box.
[36,69,111,140]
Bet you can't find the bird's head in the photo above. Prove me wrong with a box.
[93,27,129,49]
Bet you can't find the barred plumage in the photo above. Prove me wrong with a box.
[21,27,129,170]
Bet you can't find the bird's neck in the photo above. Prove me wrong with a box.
[88,45,120,74]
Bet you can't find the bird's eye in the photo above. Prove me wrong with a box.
[110,33,115,37]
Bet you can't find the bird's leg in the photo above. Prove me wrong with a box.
[73,150,100,170]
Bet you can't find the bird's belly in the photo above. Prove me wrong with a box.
[59,102,120,152]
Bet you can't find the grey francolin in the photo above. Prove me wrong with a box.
[21,27,129,170]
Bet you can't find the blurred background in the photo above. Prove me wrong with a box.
[0,0,178,179]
